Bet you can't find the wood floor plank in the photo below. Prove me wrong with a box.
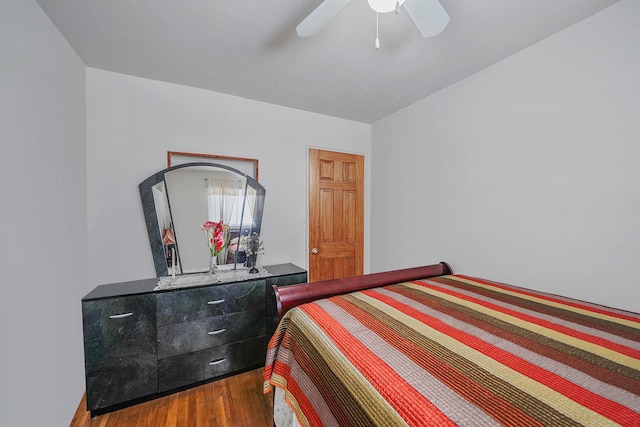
[155,395,170,427]
[190,387,200,426]
[95,411,112,427]
[202,381,216,426]
[123,404,137,425]
[70,394,89,426]
[175,390,188,426]
[250,369,275,426]
[70,369,274,427]
[165,391,179,426]
[142,393,161,427]
[211,381,228,426]
[194,381,207,427]
[184,387,198,426]
[240,381,261,425]
[219,378,233,426]
[223,376,242,426]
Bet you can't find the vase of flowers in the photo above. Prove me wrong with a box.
[201,220,230,276]
[241,232,264,274]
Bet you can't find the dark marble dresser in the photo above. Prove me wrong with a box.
[82,263,306,415]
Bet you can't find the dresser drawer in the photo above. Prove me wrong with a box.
[82,294,157,411]
[157,336,267,392]
[156,279,265,327]
[157,309,266,359]
[83,294,156,342]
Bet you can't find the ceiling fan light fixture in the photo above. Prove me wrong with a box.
[367,0,405,14]
[297,0,449,41]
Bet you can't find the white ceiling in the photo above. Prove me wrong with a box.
[36,0,620,123]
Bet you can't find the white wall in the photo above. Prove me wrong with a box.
[371,0,640,312]
[0,1,87,425]
[86,69,371,288]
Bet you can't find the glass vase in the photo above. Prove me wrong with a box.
[209,255,218,276]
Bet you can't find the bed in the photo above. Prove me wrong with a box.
[263,262,640,426]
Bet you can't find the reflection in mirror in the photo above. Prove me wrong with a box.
[165,167,248,272]
[140,162,265,277]
[151,181,179,273]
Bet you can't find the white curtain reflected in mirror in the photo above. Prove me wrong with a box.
[245,185,257,224]
[204,177,249,264]
[206,178,251,226]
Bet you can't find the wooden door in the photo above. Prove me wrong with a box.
[309,149,364,282]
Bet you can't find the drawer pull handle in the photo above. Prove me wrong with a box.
[108,312,133,319]
[208,329,226,335]
[209,358,226,366]
[207,299,225,305]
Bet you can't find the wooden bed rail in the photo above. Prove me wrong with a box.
[274,262,452,319]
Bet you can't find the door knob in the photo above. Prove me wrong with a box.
[311,248,318,255]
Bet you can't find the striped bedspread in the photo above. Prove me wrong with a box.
[264,274,640,426]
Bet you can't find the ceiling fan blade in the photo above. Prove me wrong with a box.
[296,0,352,37]
[403,0,450,38]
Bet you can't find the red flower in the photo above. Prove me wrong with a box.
[201,220,229,256]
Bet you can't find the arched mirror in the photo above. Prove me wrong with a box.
[140,162,265,277]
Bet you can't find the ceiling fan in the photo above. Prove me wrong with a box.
[297,0,450,46]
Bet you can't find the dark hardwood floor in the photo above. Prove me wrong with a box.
[70,368,274,427]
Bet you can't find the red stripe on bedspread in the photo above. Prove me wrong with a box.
[456,275,640,324]
[363,288,640,425]
[302,303,458,427]
[330,296,545,427]
[412,279,640,360]
[389,283,640,394]
[275,362,323,426]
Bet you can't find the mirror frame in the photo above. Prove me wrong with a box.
[167,151,259,181]
[139,162,265,277]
